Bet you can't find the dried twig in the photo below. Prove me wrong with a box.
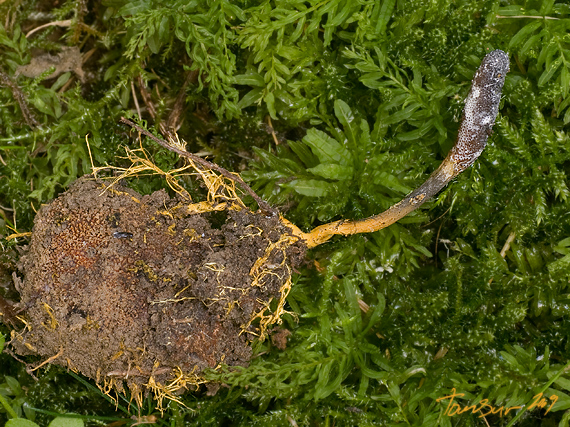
[164,71,195,136]
[25,19,72,38]
[0,71,39,128]
[136,75,157,119]
[120,117,277,216]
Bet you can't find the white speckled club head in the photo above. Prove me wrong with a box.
[449,49,510,174]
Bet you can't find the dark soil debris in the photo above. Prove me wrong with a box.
[12,177,305,396]
[270,328,292,350]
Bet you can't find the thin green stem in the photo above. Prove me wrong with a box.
[66,371,131,415]
[24,405,124,422]
[0,391,18,419]
[505,360,570,427]
[0,128,50,143]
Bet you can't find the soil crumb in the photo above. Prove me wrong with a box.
[270,328,292,350]
[12,177,305,398]
[16,46,84,81]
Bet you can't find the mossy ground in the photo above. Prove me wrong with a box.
[1,1,570,426]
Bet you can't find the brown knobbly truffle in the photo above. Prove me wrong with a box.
[13,177,305,399]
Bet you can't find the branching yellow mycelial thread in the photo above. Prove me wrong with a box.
[92,145,193,200]
[5,231,32,241]
[145,365,209,414]
[242,231,300,339]
[28,347,64,372]
[10,318,36,351]
[41,302,58,330]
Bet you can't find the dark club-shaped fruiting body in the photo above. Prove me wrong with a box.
[11,50,509,406]
[296,50,509,247]
[447,49,510,173]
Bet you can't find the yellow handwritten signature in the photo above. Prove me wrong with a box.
[437,388,558,418]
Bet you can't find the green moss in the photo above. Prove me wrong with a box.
[1,0,570,426]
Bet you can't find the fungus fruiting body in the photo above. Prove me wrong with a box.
[10,50,509,405]
[294,49,509,247]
